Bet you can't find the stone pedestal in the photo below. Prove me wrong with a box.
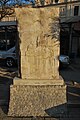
[8,77,66,117]
[8,6,67,117]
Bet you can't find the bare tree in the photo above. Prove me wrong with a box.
[0,0,15,20]
[0,0,35,20]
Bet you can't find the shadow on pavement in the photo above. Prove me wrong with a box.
[0,64,18,115]
[45,103,67,118]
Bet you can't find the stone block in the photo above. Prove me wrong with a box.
[8,80,67,117]
[8,6,66,118]
[15,7,60,79]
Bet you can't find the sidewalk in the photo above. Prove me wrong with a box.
[0,107,80,120]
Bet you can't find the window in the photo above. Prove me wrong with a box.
[74,6,79,16]
[55,0,59,3]
[60,6,66,16]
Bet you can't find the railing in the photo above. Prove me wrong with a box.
[1,15,16,22]
[33,0,80,6]
[35,0,59,6]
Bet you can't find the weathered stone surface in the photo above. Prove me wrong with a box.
[8,7,66,117]
[15,7,60,80]
[8,84,66,117]
[13,76,64,85]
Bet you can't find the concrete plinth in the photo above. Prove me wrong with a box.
[8,78,66,117]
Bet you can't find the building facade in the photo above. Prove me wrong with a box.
[59,0,80,57]
[60,0,80,23]
[0,12,17,51]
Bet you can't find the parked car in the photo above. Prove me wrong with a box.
[0,46,17,67]
[0,46,69,68]
[59,55,70,68]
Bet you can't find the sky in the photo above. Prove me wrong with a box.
[3,0,35,6]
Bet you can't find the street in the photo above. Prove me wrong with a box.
[60,58,80,104]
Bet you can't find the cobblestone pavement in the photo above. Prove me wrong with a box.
[0,60,80,119]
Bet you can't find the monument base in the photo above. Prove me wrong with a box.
[8,77,67,117]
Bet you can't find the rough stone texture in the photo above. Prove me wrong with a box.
[15,7,60,80]
[8,84,66,117]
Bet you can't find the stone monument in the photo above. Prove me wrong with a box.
[8,6,66,117]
